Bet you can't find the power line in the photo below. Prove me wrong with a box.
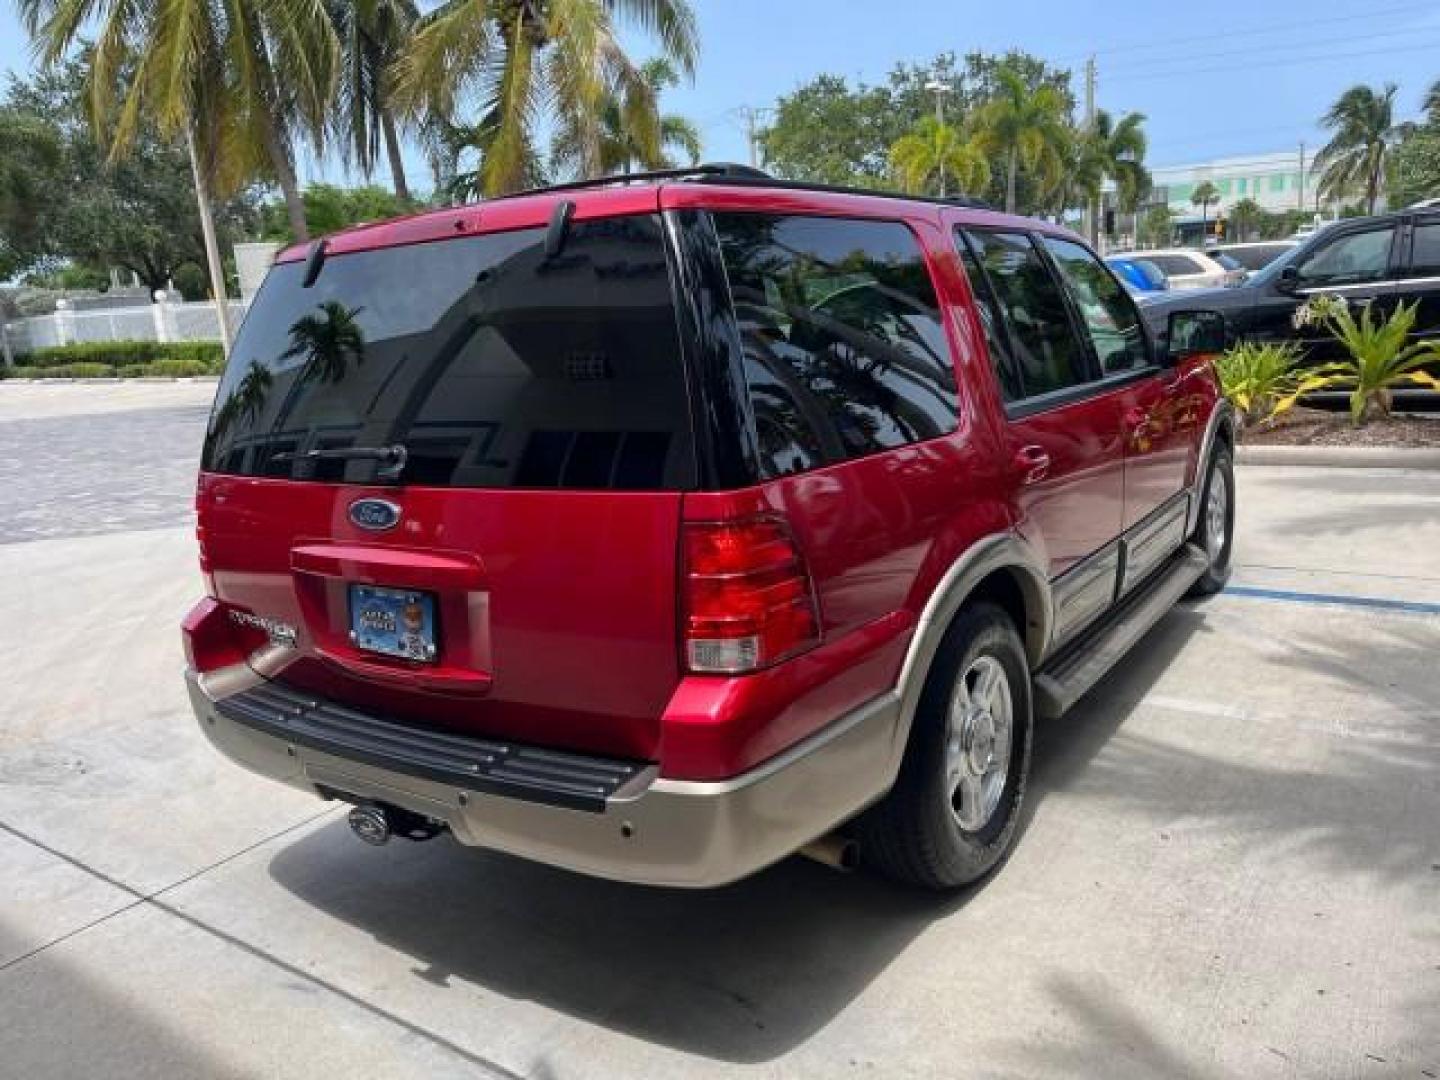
[1105,38,1440,85]
[1103,23,1440,76]
[1048,0,1440,62]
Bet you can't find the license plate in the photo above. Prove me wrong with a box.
[349,585,438,662]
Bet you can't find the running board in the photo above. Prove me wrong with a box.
[1033,544,1210,719]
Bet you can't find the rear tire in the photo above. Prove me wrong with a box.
[1187,445,1234,597]
[859,603,1032,890]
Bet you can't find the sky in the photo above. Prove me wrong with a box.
[4,0,1440,191]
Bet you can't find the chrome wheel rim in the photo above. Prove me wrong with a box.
[1205,468,1229,563]
[946,655,1014,832]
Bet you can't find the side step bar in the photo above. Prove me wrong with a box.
[1033,544,1210,719]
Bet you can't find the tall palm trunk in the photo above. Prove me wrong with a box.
[1006,145,1018,213]
[1088,194,1100,245]
[261,118,309,241]
[381,109,411,202]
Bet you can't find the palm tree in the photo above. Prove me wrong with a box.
[973,66,1068,214]
[19,0,337,241]
[1192,181,1219,242]
[1314,83,1403,215]
[1425,78,1440,127]
[1228,197,1262,242]
[395,0,698,197]
[273,301,367,432]
[551,57,700,177]
[889,116,989,198]
[1084,109,1149,245]
[330,0,419,201]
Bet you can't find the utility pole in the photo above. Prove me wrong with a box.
[184,125,232,356]
[1084,55,1099,247]
[1297,141,1306,214]
[739,106,772,170]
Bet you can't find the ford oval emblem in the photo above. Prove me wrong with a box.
[349,498,401,531]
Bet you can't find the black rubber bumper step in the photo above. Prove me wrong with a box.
[215,681,651,813]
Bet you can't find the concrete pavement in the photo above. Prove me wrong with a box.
[0,385,1436,1078]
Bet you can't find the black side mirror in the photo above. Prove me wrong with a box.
[1165,310,1227,364]
[1275,263,1300,294]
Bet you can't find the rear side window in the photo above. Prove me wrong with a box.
[961,229,1090,399]
[1043,237,1151,375]
[1410,221,1440,276]
[955,236,1023,402]
[712,213,957,478]
[1144,253,1207,276]
[203,215,695,490]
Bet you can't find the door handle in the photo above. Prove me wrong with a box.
[1013,445,1050,485]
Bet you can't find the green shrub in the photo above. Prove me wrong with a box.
[17,340,225,370]
[1282,295,1440,425]
[4,362,117,378]
[1213,341,1303,425]
[141,358,216,377]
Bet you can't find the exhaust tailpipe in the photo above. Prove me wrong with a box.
[348,804,392,846]
[798,833,860,872]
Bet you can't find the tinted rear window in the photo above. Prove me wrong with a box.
[203,215,696,490]
[712,213,957,478]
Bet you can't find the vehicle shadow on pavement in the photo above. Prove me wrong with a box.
[264,610,1219,1066]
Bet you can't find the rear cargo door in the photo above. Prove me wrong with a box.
[198,207,695,762]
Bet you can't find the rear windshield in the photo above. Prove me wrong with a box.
[203,214,696,490]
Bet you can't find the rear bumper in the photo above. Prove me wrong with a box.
[185,665,900,887]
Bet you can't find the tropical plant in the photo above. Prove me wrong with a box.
[889,117,989,197]
[1192,181,1219,240]
[18,0,339,241]
[329,0,420,201]
[1426,78,1440,127]
[1314,84,1405,215]
[1213,341,1303,425]
[551,57,700,177]
[1139,204,1175,248]
[1077,109,1149,243]
[395,0,699,197]
[1227,197,1263,242]
[973,65,1068,213]
[1279,295,1440,424]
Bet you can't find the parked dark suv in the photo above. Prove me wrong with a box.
[182,166,1234,890]
[1142,208,1440,373]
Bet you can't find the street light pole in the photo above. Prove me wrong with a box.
[184,124,233,356]
[925,78,947,197]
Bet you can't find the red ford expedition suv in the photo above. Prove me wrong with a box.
[183,165,1235,889]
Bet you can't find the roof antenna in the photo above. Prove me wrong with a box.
[544,199,576,260]
[301,239,328,288]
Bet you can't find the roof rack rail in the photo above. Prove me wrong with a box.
[691,172,995,211]
[491,162,771,201]
[485,163,997,213]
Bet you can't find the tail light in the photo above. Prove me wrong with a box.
[182,597,268,673]
[682,517,820,674]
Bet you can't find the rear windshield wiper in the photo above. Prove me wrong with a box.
[274,443,408,480]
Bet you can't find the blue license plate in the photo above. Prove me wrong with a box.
[349,585,438,662]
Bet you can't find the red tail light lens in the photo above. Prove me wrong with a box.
[682,518,820,674]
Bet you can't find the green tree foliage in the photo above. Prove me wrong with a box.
[973,65,1069,213]
[888,117,989,197]
[19,0,338,243]
[758,75,899,186]
[1314,83,1404,215]
[551,57,701,180]
[395,0,699,196]
[1192,180,1219,236]
[1386,79,1440,209]
[759,50,1076,211]
[1139,204,1175,248]
[0,59,259,295]
[260,184,413,243]
[330,0,420,201]
[1227,197,1263,241]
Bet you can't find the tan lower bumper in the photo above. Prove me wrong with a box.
[185,666,900,887]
